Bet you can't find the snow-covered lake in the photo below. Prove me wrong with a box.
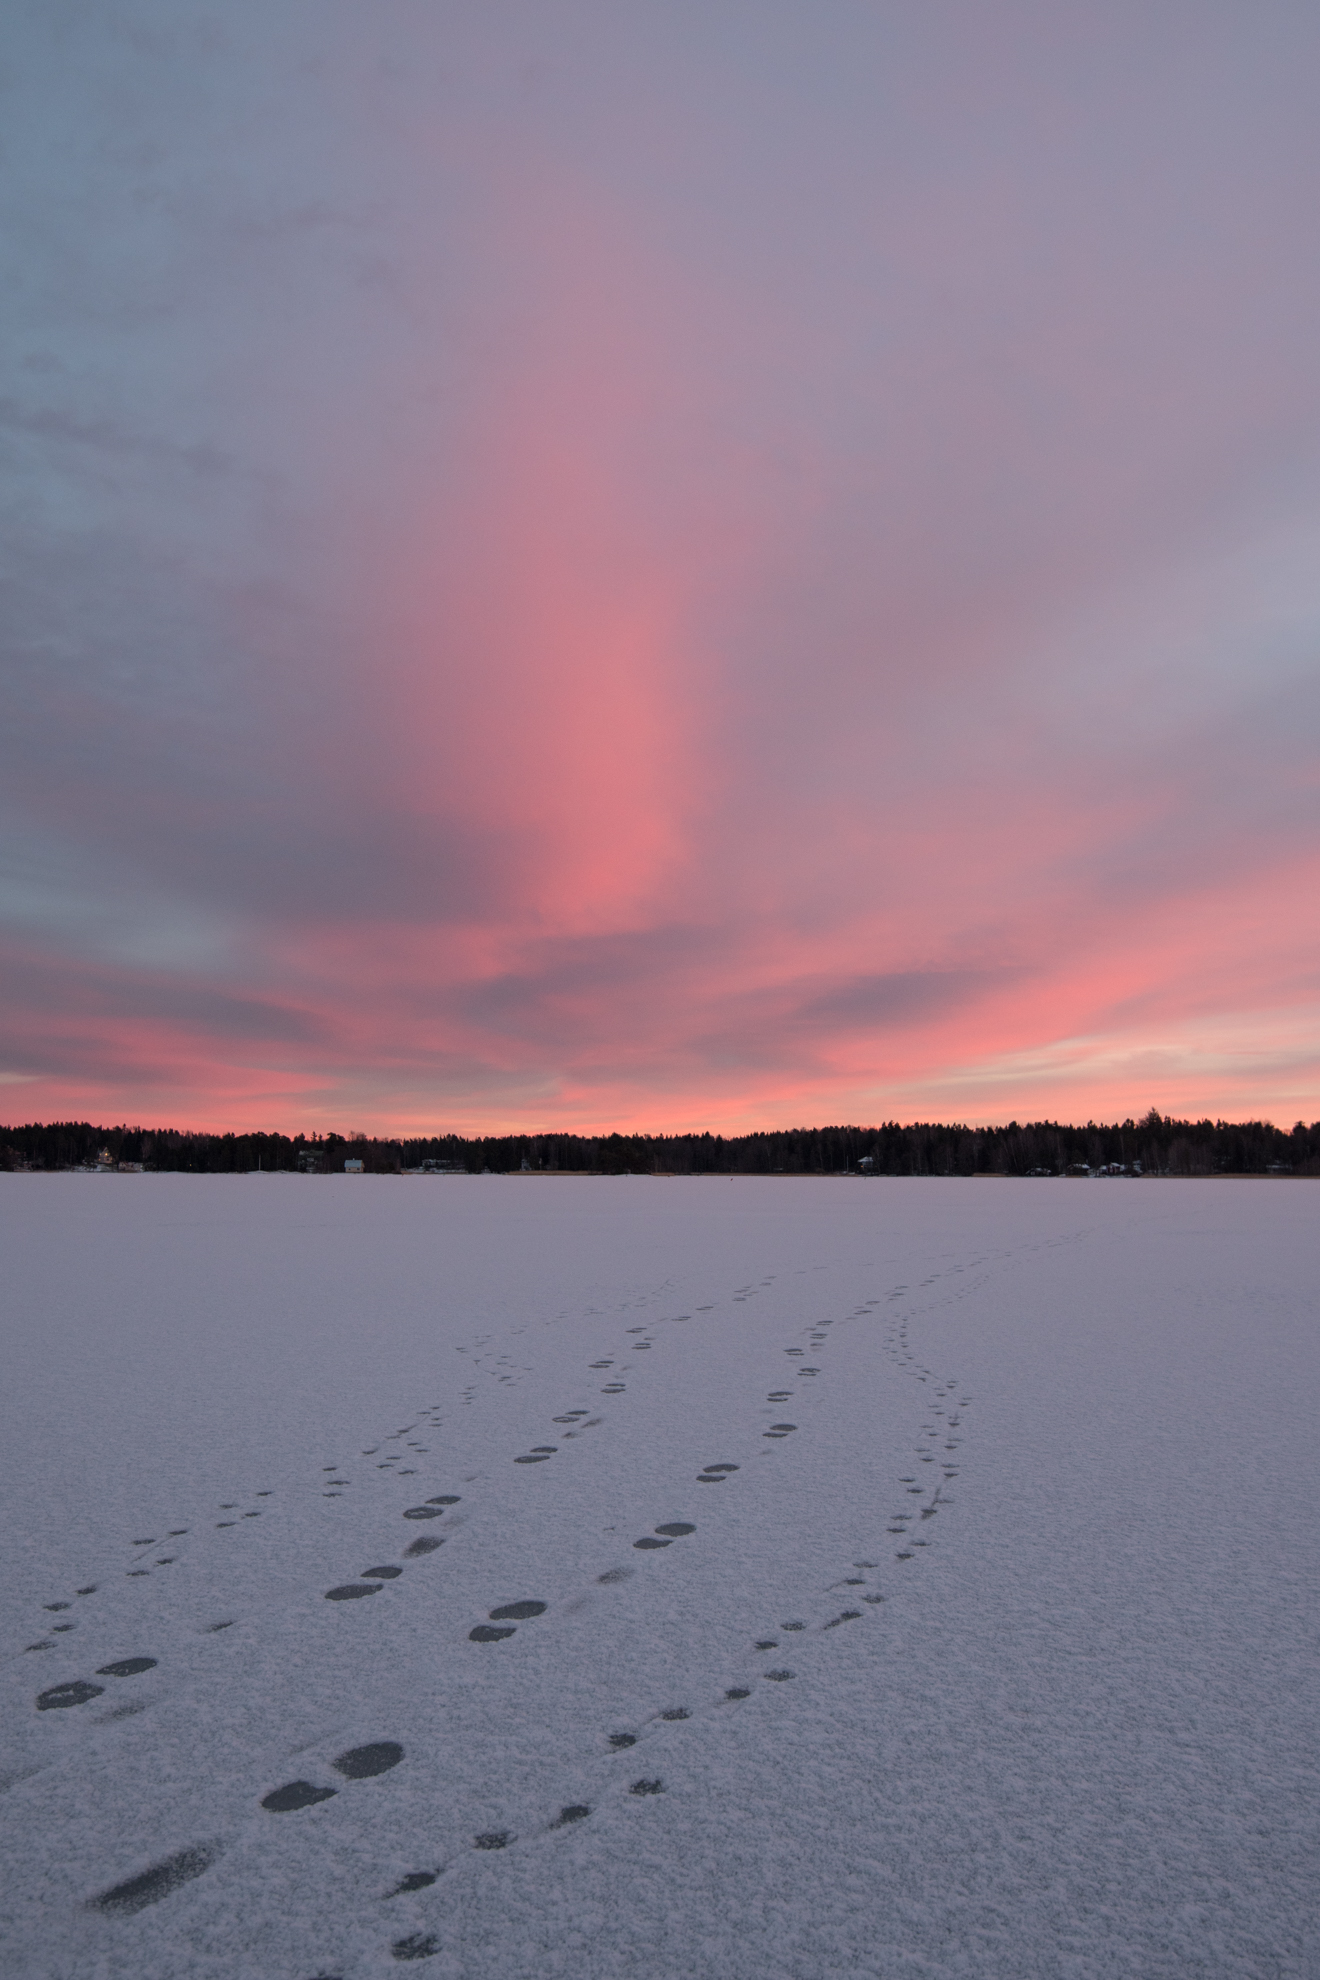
[2,1174,1316,1978]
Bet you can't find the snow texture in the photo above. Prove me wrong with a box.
[1,1173,1316,1978]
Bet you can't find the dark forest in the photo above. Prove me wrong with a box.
[2,1113,1317,1177]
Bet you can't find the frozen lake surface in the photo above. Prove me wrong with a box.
[1,1173,1316,1978]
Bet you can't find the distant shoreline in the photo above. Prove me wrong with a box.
[4,1166,1312,1178]
[4,1115,1316,1180]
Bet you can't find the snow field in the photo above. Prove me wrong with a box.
[0,1174,1316,1977]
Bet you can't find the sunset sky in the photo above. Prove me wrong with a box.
[4,2,1319,1135]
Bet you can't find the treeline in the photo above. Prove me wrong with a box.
[2,1113,1318,1176]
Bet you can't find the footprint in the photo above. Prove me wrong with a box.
[607,1733,637,1749]
[392,1933,440,1961]
[335,1741,404,1779]
[404,1536,444,1557]
[474,1830,512,1849]
[262,1780,337,1811]
[630,1779,663,1795]
[326,1583,382,1601]
[363,1565,403,1580]
[36,1656,158,1710]
[263,1742,403,1808]
[89,1843,222,1916]
[488,1601,546,1621]
[36,1680,103,1710]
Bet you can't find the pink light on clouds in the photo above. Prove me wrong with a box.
[3,3,1320,1134]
